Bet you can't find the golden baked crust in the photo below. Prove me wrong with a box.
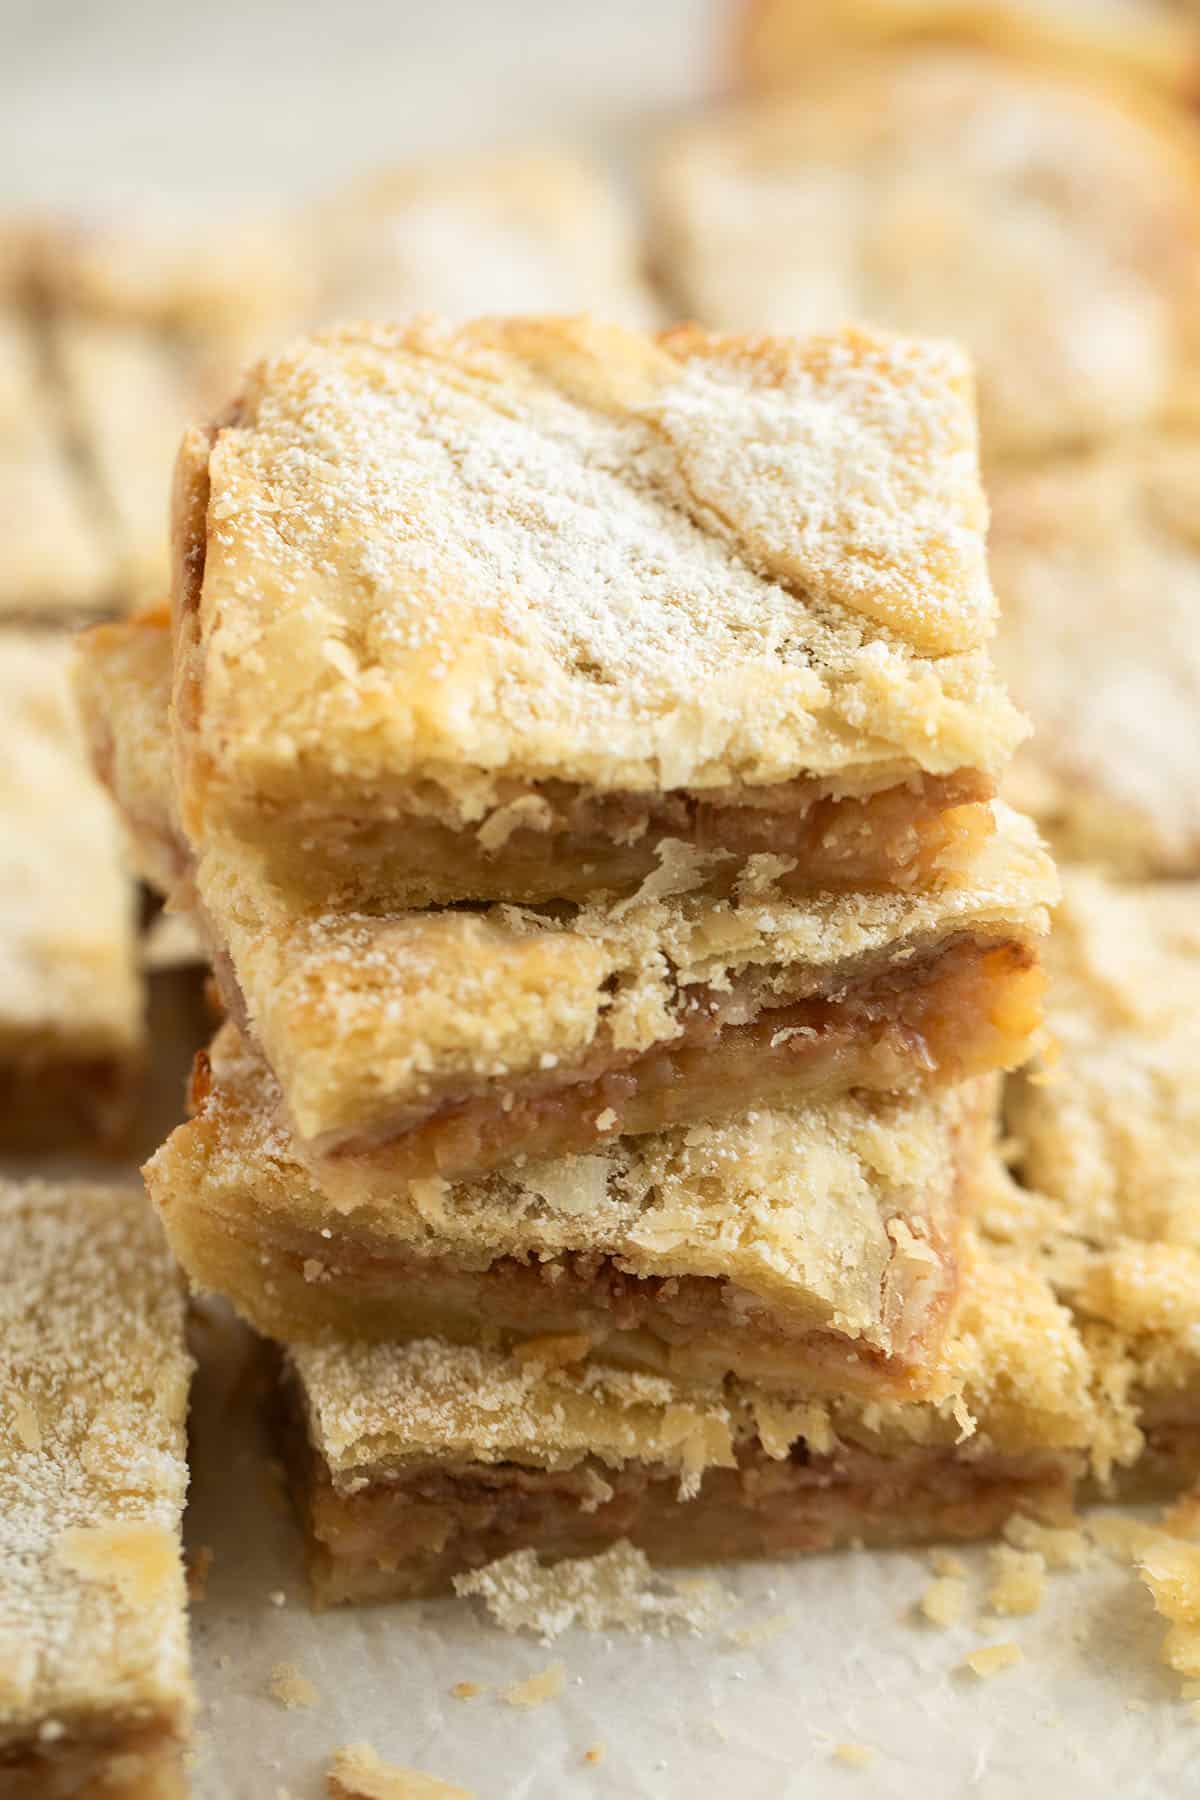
[732,0,1200,98]
[653,51,1200,461]
[0,633,142,1148]
[0,1179,193,1792]
[990,435,1200,875]
[992,874,1200,1484]
[146,1023,993,1399]
[0,311,111,620]
[172,316,1022,860]
[279,1239,1095,1601]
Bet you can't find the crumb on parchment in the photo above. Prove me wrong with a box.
[268,1663,319,1710]
[326,1741,472,1798]
[960,1642,1021,1678]
[500,1662,566,1709]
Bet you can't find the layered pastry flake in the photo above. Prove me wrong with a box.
[990,435,1200,876]
[80,606,1054,1188]
[653,52,1200,460]
[0,1179,193,1796]
[147,1023,994,1400]
[992,874,1200,1491]
[1,633,142,1149]
[171,316,1024,908]
[276,1241,1096,1604]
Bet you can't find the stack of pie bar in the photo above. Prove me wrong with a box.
[80,312,1064,1602]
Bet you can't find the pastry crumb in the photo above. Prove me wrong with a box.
[986,1547,1045,1617]
[453,1540,729,1640]
[726,1611,792,1649]
[326,1741,471,1798]
[500,1662,566,1709]
[269,1589,287,1607]
[269,1663,320,1710]
[1087,1516,1163,1563]
[582,1743,605,1765]
[920,1576,968,1628]
[960,1641,1021,1678]
[1137,1537,1200,1687]
[1003,1516,1089,1571]
[833,1743,875,1768]
[450,1681,481,1700]
[929,1549,967,1578]
[186,1544,214,1602]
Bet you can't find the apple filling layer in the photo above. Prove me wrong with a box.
[245,770,994,909]
[159,1203,963,1403]
[284,1414,1079,1608]
[311,934,1042,1191]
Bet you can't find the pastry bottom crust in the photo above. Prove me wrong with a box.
[244,771,994,908]
[0,1729,186,1799]
[311,932,1042,1195]
[282,1396,1079,1607]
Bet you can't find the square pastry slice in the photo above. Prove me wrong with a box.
[80,610,1055,1190]
[989,435,1200,876]
[171,315,1024,908]
[994,873,1200,1492]
[277,1241,1096,1605]
[1,633,142,1149]
[652,51,1200,461]
[0,1179,193,1795]
[731,0,1200,98]
[147,1022,994,1401]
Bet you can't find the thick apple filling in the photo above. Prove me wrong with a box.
[252,770,994,906]
[314,935,1043,1188]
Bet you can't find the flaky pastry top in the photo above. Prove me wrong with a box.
[0,1180,192,1747]
[173,315,1022,836]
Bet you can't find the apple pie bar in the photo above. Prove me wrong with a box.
[170,316,1025,909]
[994,873,1200,1493]
[79,609,1055,1189]
[0,1178,193,1796]
[652,52,1200,461]
[147,1022,992,1400]
[732,0,1200,100]
[0,632,142,1149]
[989,436,1200,876]
[276,1240,1097,1605]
